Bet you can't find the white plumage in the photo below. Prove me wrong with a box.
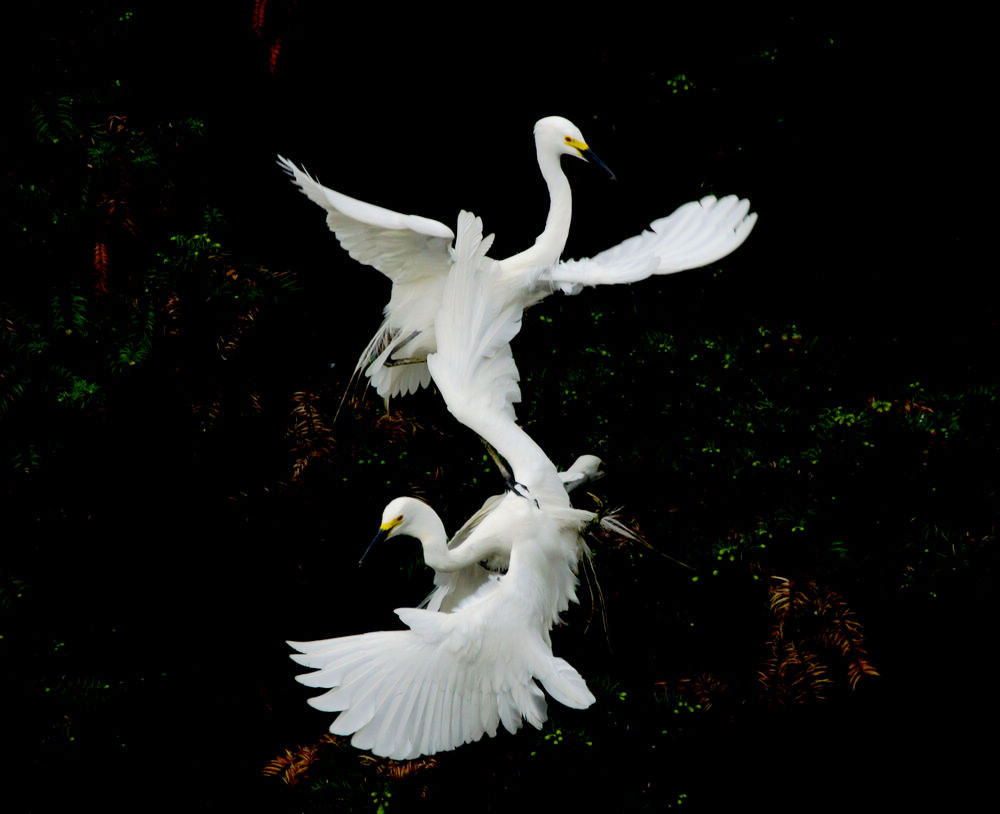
[288,214,598,759]
[278,115,756,401]
[285,115,760,760]
[422,453,603,614]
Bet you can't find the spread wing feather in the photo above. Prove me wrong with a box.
[545,194,757,294]
[277,156,454,285]
[288,598,593,760]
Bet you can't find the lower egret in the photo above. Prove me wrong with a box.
[278,115,756,402]
[287,494,595,759]
[416,453,604,614]
[288,214,600,758]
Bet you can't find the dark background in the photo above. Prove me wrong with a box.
[2,4,993,811]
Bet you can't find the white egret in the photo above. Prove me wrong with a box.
[288,214,598,759]
[278,115,756,402]
[345,452,600,617]
[414,452,604,614]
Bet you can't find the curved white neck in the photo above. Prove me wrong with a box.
[422,527,504,573]
[500,150,572,272]
[396,506,449,571]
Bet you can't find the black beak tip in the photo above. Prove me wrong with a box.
[582,148,615,181]
[359,528,389,566]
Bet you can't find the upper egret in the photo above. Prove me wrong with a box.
[278,115,756,401]
[288,213,599,758]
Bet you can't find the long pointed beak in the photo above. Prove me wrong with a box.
[582,148,616,180]
[359,527,390,566]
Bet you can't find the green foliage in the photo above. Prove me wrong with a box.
[665,72,696,95]
[3,84,302,496]
[29,95,75,145]
[521,306,998,599]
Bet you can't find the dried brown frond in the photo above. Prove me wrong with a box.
[265,268,296,286]
[96,193,116,219]
[759,635,834,705]
[675,672,730,711]
[262,743,320,786]
[374,409,423,445]
[162,292,182,336]
[192,398,223,431]
[288,391,337,482]
[106,113,128,135]
[269,37,283,74]
[815,588,880,689]
[96,192,137,235]
[93,242,110,296]
[217,305,260,360]
[357,754,440,779]
[846,657,881,691]
[251,0,268,36]
[759,577,878,704]
[263,734,343,786]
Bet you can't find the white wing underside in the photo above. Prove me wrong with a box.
[276,156,454,275]
[542,194,757,295]
[288,595,594,760]
[277,156,454,399]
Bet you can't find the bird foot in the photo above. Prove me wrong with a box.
[508,479,540,508]
[383,330,423,366]
[383,355,427,367]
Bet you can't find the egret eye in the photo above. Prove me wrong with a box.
[394,515,403,523]
[564,136,572,143]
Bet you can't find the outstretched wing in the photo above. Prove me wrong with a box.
[544,194,757,294]
[288,601,594,760]
[277,156,455,285]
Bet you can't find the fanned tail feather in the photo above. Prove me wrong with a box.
[429,211,524,420]
[428,212,562,499]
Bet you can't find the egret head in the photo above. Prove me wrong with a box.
[534,116,615,179]
[561,454,605,493]
[359,497,437,564]
[569,454,605,480]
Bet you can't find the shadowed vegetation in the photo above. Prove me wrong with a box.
[2,4,993,812]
